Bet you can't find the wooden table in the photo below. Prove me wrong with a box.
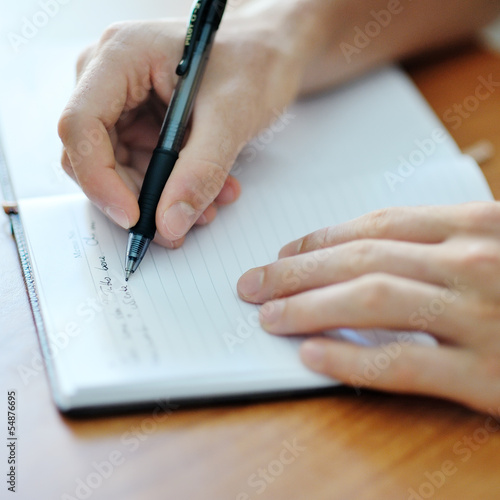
[2,42,500,500]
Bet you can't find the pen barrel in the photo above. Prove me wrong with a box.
[132,148,179,239]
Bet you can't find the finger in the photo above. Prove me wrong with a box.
[259,274,470,344]
[120,121,240,232]
[128,149,155,177]
[215,175,241,205]
[195,204,217,226]
[299,339,488,412]
[75,44,96,78]
[114,163,141,197]
[61,149,76,183]
[58,40,170,229]
[238,239,459,303]
[156,98,249,241]
[59,82,136,228]
[153,232,184,249]
[117,110,162,151]
[278,205,467,258]
[115,143,131,166]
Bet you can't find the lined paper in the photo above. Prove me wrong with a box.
[19,153,492,409]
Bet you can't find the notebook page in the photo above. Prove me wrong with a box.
[19,153,492,408]
[20,194,335,406]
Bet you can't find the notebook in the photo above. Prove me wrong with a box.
[1,64,493,415]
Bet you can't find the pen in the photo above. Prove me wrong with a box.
[125,0,227,280]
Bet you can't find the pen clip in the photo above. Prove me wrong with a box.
[176,0,227,76]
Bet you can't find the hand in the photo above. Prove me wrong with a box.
[237,202,500,414]
[57,7,308,246]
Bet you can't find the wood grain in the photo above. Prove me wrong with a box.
[2,43,500,500]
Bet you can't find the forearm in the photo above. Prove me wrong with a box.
[229,0,500,95]
[302,0,500,93]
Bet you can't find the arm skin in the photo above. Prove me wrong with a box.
[298,0,500,94]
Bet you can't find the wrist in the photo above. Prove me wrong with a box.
[224,0,339,80]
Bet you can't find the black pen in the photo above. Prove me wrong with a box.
[125,0,227,280]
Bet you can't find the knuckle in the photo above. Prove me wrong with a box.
[185,159,230,211]
[361,208,394,237]
[319,227,336,249]
[385,351,419,386]
[357,274,393,311]
[346,240,374,273]
[76,45,95,75]
[460,241,500,271]
[98,21,135,47]
[61,154,73,176]
[57,108,77,144]
[467,299,500,323]
[461,201,500,229]
[302,227,334,252]
[305,228,328,251]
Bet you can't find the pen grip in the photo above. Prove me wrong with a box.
[132,148,179,239]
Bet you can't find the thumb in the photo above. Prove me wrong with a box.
[156,104,247,241]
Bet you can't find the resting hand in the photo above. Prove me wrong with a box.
[238,202,500,414]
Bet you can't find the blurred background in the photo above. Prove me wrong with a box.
[484,13,500,47]
[0,0,192,43]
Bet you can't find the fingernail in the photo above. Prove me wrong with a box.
[163,202,197,239]
[196,212,208,225]
[163,239,177,249]
[238,269,264,299]
[279,239,303,259]
[300,341,326,371]
[104,206,130,229]
[259,300,285,326]
[216,184,235,204]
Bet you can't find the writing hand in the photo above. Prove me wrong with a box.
[58,13,305,246]
[238,203,500,414]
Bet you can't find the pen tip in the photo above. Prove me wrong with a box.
[125,270,131,282]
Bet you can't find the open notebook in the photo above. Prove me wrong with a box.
[2,66,493,415]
